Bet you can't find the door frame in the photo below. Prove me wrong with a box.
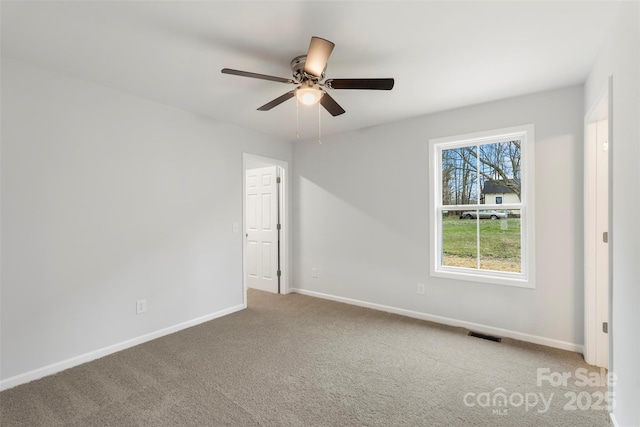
[242,153,290,306]
[583,78,612,368]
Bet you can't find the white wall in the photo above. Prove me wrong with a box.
[293,85,585,349]
[0,58,292,385]
[584,3,640,426]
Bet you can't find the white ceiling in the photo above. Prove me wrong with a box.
[1,1,620,142]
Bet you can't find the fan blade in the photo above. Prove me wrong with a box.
[221,68,295,84]
[320,92,346,116]
[257,90,296,111]
[304,37,335,77]
[325,78,394,90]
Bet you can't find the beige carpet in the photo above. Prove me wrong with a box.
[0,289,610,426]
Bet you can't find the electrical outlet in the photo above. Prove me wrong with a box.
[417,283,426,295]
[136,299,147,314]
[311,267,318,278]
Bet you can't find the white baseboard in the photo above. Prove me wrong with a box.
[608,412,619,427]
[291,288,583,353]
[0,304,244,392]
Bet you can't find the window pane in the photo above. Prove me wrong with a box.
[431,125,532,286]
[479,209,521,273]
[442,146,478,205]
[478,140,521,204]
[442,210,477,269]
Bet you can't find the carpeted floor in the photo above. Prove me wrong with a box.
[0,289,611,426]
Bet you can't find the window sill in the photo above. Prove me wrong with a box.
[431,266,535,289]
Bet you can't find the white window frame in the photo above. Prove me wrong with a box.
[429,124,535,288]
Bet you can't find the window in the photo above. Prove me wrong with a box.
[429,125,535,288]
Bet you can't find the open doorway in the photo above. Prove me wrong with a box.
[584,79,611,369]
[242,153,289,306]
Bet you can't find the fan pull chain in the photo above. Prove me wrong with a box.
[318,102,322,144]
[296,99,300,139]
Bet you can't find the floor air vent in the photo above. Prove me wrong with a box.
[468,331,502,343]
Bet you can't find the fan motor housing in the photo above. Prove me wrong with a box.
[291,55,325,82]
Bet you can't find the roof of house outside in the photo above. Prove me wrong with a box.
[482,179,520,194]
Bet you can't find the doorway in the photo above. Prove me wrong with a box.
[242,154,289,305]
[584,80,611,369]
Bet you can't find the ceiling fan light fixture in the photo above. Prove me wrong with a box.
[221,36,393,116]
[296,85,324,106]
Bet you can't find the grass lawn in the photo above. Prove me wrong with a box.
[441,216,521,272]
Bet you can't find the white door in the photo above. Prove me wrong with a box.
[595,119,609,368]
[246,166,279,293]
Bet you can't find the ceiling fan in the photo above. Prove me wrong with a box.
[221,37,394,117]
